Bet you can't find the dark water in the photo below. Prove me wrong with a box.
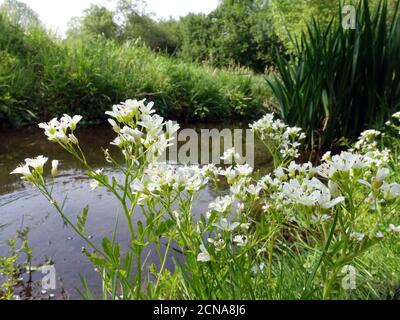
[0,124,271,299]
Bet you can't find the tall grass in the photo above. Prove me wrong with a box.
[0,14,271,127]
[268,0,400,150]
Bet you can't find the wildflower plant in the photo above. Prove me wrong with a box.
[11,100,400,300]
[250,113,306,168]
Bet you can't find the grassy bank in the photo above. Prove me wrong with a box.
[0,14,271,127]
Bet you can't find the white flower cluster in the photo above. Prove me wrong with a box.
[106,99,179,164]
[281,177,344,209]
[221,148,243,164]
[392,112,400,120]
[250,113,305,161]
[12,99,400,270]
[39,115,82,144]
[352,129,390,167]
[11,156,60,182]
[11,156,48,181]
[131,163,209,203]
[314,151,370,178]
[354,129,381,152]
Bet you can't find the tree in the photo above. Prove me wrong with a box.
[67,5,119,39]
[0,0,40,29]
[178,0,283,72]
[268,0,338,51]
[268,0,399,51]
[116,0,179,53]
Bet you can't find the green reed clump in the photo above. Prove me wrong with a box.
[268,0,400,150]
[0,14,270,127]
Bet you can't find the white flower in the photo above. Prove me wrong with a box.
[39,115,82,143]
[209,195,232,213]
[240,223,250,230]
[68,134,79,145]
[90,180,100,190]
[10,164,33,181]
[350,232,365,241]
[262,203,270,211]
[235,164,253,176]
[236,202,245,212]
[197,244,211,262]
[388,224,400,233]
[376,168,390,182]
[274,166,286,179]
[246,184,261,197]
[322,151,331,161]
[221,166,237,183]
[165,120,180,137]
[105,99,142,121]
[138,114,164,136]
[131,179,145,193]
[354,129,381,152]
[392,111,400,120]
[212,218,240,232]
[108,119,120,133]
[381,182,400,199]
[202,164,220,178]
[359,167,394,192]
[221,148,242,164]
[328,180,341,198]
[376,231,384,239]
[315,163,336,179]
[233,235,248,246]
[208,238,226,251]
[327,151,369,171]
[24,155,48,174]
[38,118,60,141]
[282,177,344,209]
[140,101,155,116]
[51,160,59,177]
[311,214,332,224]
[251,262,265,274]
[61,114,82,131]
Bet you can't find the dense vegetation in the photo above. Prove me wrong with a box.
[0,13,270,127]
[2,0,400,301]
[270,0,400,149]
[7,98,400,300]
[0,0,399,146]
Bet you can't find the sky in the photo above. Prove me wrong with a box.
[0,0,219,36]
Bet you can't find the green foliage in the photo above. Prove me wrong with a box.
[269,0,339,52]
[268,0,400,149]
[67,0,179,54]
[71,5,119,39]
[178,0,283,72]
[0,13,270,127]
[0,228,32,300]
[0,0,40,29]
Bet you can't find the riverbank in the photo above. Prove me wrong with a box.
[0,14,272,127]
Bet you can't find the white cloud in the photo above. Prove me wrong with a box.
[0,0,218,36]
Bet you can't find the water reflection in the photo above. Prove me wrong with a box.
[0,124,272,299]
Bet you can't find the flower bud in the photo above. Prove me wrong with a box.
[51,160,59,177]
